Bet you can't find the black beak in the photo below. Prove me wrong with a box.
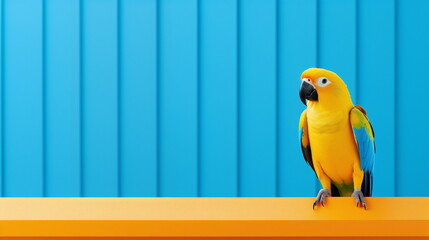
[300,81,318,105]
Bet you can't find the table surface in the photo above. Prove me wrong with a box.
[0,197,428,238]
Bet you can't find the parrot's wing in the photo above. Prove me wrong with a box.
[350,105,375,196]
[299,110,315,171]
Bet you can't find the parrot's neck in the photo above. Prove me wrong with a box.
[306,99,354,135]
[307,88,354,112]
[307,98,353,112]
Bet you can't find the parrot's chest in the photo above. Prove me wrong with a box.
[307,110,358,184]
[307,110,345,134]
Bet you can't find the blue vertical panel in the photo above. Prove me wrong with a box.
[358,0,395,197]
[239,0,277,197]
[319,0,357,102]
[0,0,3,196]
[45,0,80,197]
[200,0,238,197]
[278,0,318,197]
[397,0,429,197]
[120,0,157,197]
[159,0,198,197]
[82,0,118,197]
[3,0,44,196]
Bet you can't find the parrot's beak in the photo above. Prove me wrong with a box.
[300,81,318,105]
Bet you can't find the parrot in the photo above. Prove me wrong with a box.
[298,68,375,209]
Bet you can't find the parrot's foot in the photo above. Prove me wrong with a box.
[313,189,331,210]
[351,189,367,210]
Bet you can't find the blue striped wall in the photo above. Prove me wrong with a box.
[0,0,428,197]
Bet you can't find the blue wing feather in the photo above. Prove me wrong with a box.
[350,106,375,196]
[353,127,375,172]
[350,106,375,173]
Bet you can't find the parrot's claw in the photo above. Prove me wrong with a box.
[351,189,367,210]
[313,189,331,210]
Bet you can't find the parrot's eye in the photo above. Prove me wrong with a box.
[316,77,331,87]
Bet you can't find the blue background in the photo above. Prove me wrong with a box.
[0,0,427,197]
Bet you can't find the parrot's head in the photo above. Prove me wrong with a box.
[299,68,352,108]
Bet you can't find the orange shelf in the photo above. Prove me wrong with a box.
[0,197,428,239]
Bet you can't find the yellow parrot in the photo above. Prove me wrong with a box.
[299,68,375,209]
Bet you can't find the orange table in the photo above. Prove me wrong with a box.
[0,197,428,239]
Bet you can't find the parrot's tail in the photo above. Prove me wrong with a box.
[330,184,340,197]
[361,171,373,197]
